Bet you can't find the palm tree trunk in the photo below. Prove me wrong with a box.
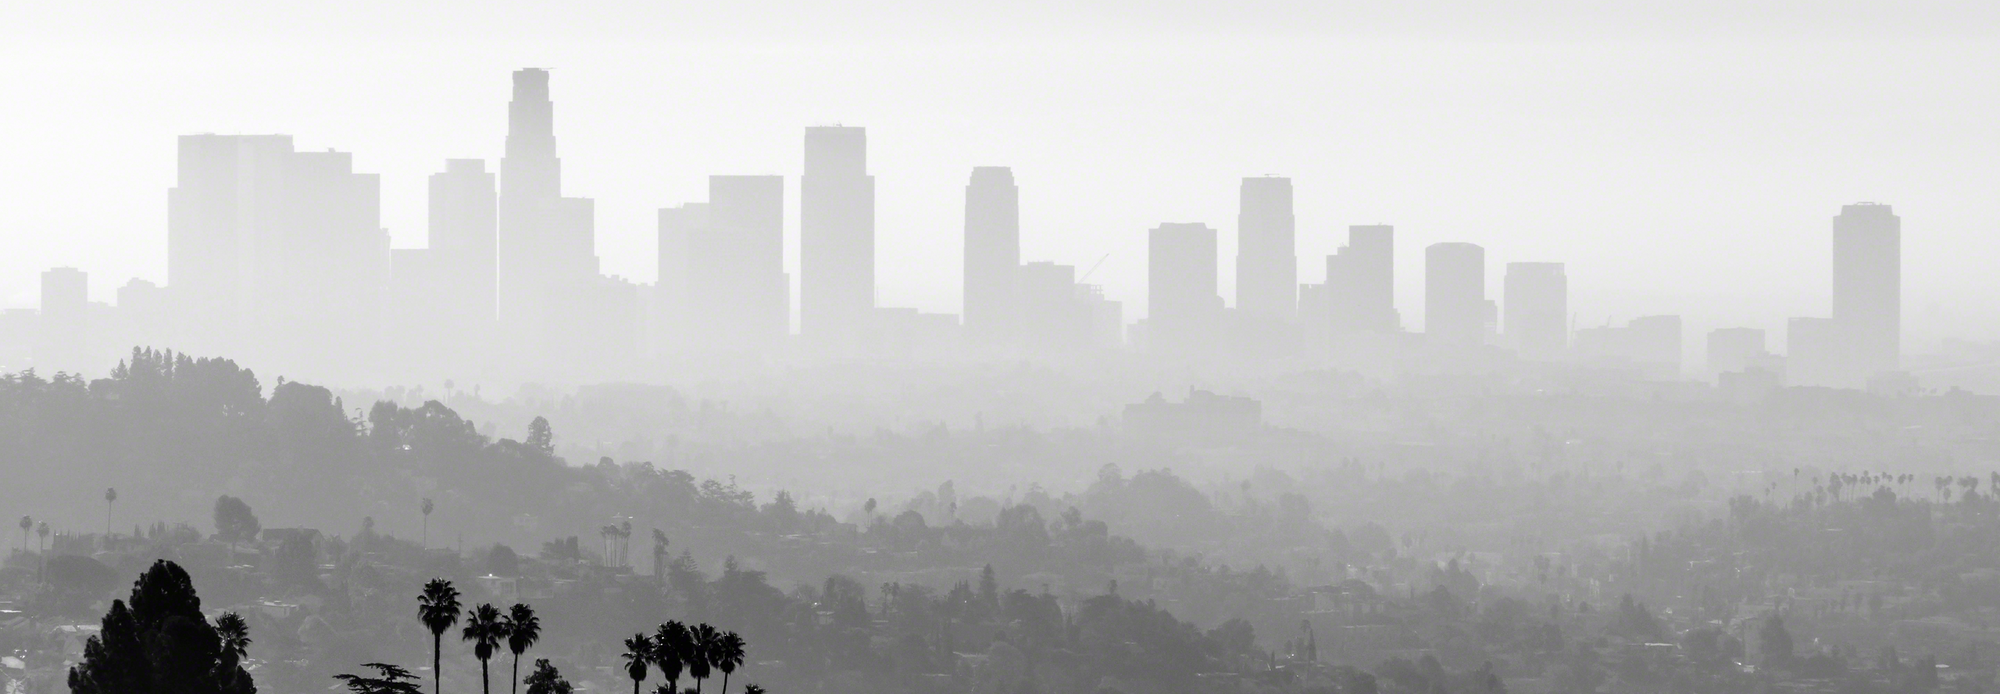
[694,678,703,694]
[434,634,444,694]
[720,673,730,694]
[512,653,521,694]
[481,658,491,694]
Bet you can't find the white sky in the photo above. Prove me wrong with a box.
[4,1,2000,350]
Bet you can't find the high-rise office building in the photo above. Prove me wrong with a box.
[963,166,1019,344]
[1788,317,1844,388]
[168,134,387,379]
[801,126,875,354]
[1018,261,1089,352]
[429,158,498,322]
[497,68,598,348]
[692,175,788,351]
[1503,262,1566,361]
[1424,242,1485,350]
[1627,314,1683,379]
[1148,223,1221,357]
[1235,176,1296,321]
[655,202,710,356]
[167,134,295,351]
[37,267,88,371]
[1328,225,1396,334]
[1832,203,1900,379]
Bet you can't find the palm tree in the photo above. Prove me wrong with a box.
[418,579,463,694]
[17,515,29,554]
[506,603,542,694]
[422,498,435,549]
[712,632,745,694]
[463,603,509,694]
[622,634,653,694]
[215,612,252,660]
[215,611,253,690]
[651,621,689,694]
[686,623,719,694]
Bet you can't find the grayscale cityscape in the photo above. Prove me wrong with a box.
[6,3,2000,694]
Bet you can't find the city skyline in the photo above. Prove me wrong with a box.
[0,65,1933,391]
[8,9,2000,354]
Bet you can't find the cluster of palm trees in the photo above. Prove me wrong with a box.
[418,579,543,694]
[413,578,755,694]
[619,621,749,694]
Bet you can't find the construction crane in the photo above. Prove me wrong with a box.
[1078,253,1112,283]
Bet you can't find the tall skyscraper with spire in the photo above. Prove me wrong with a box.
[1235,176,1296,321]
[963,166,1019,345]
[497,68,597,349]
[801,126,875,355]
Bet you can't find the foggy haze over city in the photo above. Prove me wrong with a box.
[12,4,2000,694]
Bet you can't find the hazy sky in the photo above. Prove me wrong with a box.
[5,1,2000,351]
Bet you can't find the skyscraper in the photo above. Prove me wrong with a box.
[1148,223,1221,357]
[1503,262,1566,361]
[1832,203,1900,378]
[37,267,88,371]
[1328,225,1396,334]
[497,68,597,346]
[1424,242,1485,350]
[655,202,710,356]
[963,166,1020,345]
[801,126,875,354]
[1235,176,1296,321]
[167,133,295,352]
[386,158,499,379]
[167,134,387,379]
[692,175,787,351]
[428,158,497,322]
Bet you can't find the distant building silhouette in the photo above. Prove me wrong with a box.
[1573,315,1682,380]
[1327,225,1397,335]
[655,202,710,356]
[36,267,89,372]
[168,134,387,379]
[1147,223,1221,358]
[1705,327,1768,377]
[429,159,499,323]
[1424,242,1485,351]
[801,126,875,356]
[1123,389,1261,443]
[1235,177,1296,321]
[1626,315,1683,379]
[497,68,599,371]
[1832,203,1901,380]
[693,176,789,353]
[963,167,1020,346]
[1787,316,1844,388]
[388,158,499,379]
[1503,262,1566,361]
